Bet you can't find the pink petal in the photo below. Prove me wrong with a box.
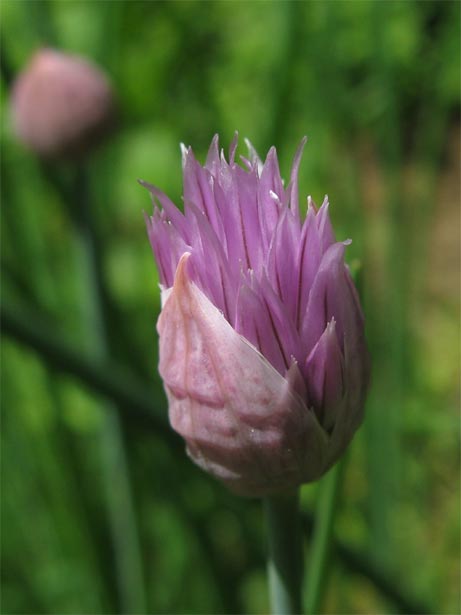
[304,319,345,432]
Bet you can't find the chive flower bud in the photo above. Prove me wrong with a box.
[11,49,115,160]
[144,136,370,496]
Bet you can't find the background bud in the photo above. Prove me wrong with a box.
[10,48,116,160]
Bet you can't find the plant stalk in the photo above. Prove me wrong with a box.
[264,491,304,615]
[72,165,147,614]
[306,461,345,614]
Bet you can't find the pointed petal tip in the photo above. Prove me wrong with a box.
[180,142,191,167]
[243,137,256,159]
[175,251,192,281]
[229,132,239,163]
[244,138,263,173]
[138,178,162,196]
[292,137,307,163]
[296,136,308,153]
[138,179,160,201]
[317,197,331,221]
[163,251,193,310]
[207,134,220,155]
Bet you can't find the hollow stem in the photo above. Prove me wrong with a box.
[72,165,146,614]
[306,460,345,614]
[264,491,304,615]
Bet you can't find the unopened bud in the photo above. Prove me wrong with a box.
[11,49,116,160]
[144,136,371,497]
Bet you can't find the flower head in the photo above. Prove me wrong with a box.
[144,135,369,496]
[11,49,115,160]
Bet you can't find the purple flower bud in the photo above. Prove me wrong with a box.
[144,136,370,496]
[11,49,116,160]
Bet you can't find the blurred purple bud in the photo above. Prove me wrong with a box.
[11,48,116,160]
[144,136,370,496]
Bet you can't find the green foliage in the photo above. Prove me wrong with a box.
[1,1,459,613]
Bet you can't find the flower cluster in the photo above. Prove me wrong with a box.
[144,135,369,496]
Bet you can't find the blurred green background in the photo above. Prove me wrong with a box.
[1,1,460,614]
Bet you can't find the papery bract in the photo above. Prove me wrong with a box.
[144,135,369,496]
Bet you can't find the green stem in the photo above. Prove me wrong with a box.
[306,460,345,614]
[72,165,147,614]
[264,491,304,615]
